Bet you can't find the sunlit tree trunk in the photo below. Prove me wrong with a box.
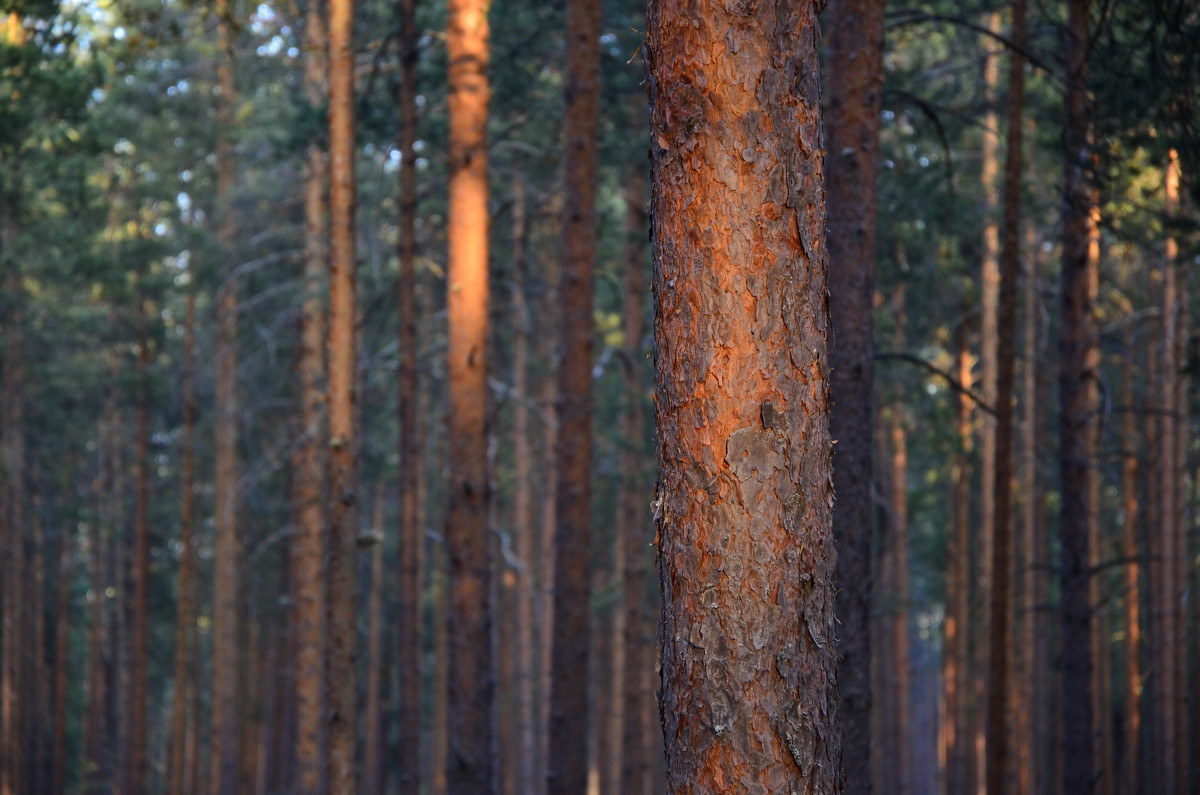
[1059,0,1098,789]
[986,3,1024,790]
[445,0,493,789]
[1119,326,1142,795]
[395,0,422,791]
[326,0,360,786]
[548,0,600,790]
[210,2,241,790]
[824,0,885,787]
[620,147,651,795]
[647,1,841,789]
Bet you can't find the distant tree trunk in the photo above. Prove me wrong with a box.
[445,0,493,789]
[293,0,327,791]
[943,309,973,795]
[1169,156,1188,795]
[536,251,558,795]
[395,0,422,791]
[548,0,599,790]
[128,297,152,795]
[620,145,651,795]
[510,175,538,795]
[974,17,1002,793]
[1119,330,1142,795]
[986,3,1024,791]
[824,0,884,787]
[646,1,841,789]
[28,495,47,795]
[326,0,360,787]
[1059,0,1098,789]
[364,487,386,795]
[887,399,910,795]
[53,522,72,795]
[210,2,241,790]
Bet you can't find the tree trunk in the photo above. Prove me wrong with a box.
[986,3,1024,790]
[1059,0,1098,789]
[364,486,386,795]
[536,252,558,795]
[127,297,152,795]
[292,0,327,790]
[620,142,651,795]
[395,0,422,790]
[888,400,910,795]
[1119,330,1142,795]
[446,0,493,789]
[823,0,885,787]
[646,2,841,790]
[548,0,600,791]
[210,2,241,790]
[326,0,360,786]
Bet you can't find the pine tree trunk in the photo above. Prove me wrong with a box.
[888,400,911,795]
[823,0,885,786]
[620,148,651,795]
[364,487,386,795]
[536,263,558,795]
[548,0,600,790]
[127,297,152,795]
[1119,332,1142,795]
[445,0,493,788]
[326,0,360,786]
[1059,0,1098,789]
[210,3,241,790]
[395,0,422,790]
[646,2,840,789]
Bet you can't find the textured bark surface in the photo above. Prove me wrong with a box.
[548,0,599,791]
[395,0,422,789]
[326,0,360,787]
[823,0,884,788]
[446,0,494,789]
[646,1,841,791]
[210,6,241,791]
[986,3,1024,790]
[1059,0,1097,790]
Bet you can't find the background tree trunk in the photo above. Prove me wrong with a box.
[646,1,841,789]
[128,297,152,795]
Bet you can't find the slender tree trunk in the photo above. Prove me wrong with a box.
[646,1,841,789]
[395,0,422,790]
[210,3,241,790]
[1120,332,1142,795]
[53,518,71,795]
[888,400,911,795]
[536,257,558,795]
[293,1,327,791]
[548,0,600,790]
[446,0,493,789]
[1059,0,1098,789]
[986,3,1024,790]
[326,0,360,786]
[824,0,885,787]
[127,297,152,795]
[620,144,651,795]
[364,486,386,795]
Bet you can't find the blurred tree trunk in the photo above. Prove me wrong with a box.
[1059,0,1098,789]
[824,0,884,787]
[987,2,1024,790]
[646,1,840,790]
[364,487,386,795]
[445,0,493,789]
[887,284,910,795]
[210,1,241,789]
[128,296,151,795]
[53,519,72,795]
[620,142,651,795]
[326,0,360,786]
[536,249,558,795]
[549,0,600,789]
[395,0,422,790]
[292,0,327,790]
[1119,328,1142,795]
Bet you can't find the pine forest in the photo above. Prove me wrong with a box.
[0,0,1198,792]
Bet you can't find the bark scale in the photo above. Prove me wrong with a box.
[646,2,842,790]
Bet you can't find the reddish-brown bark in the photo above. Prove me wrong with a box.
[445,0,494,789]
[1059,0,1098,789]
[823,0,884,787]
[548,0,600,791]
[646,1,841,790]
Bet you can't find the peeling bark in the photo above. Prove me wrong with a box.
[646,2,841,791]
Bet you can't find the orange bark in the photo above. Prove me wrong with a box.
[647,1,840,789]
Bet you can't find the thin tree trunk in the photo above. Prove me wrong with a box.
[548,0,600,790]
[646,1,840,789]
[28,495,47,795]
[619,145,651,795]
[536,258,558,795]
[395,0,422,790]
[824,0,885,786]
[986,3,1024,790]
[364,486,386,795]
[210,2,241,789]
[53,521,72,795]
[445,0,493,788]
[1120,331,1142,795]
[1059,0,1098,789]
[888,400,911,795]
[128,297,152,795]
[326,0,360,786]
